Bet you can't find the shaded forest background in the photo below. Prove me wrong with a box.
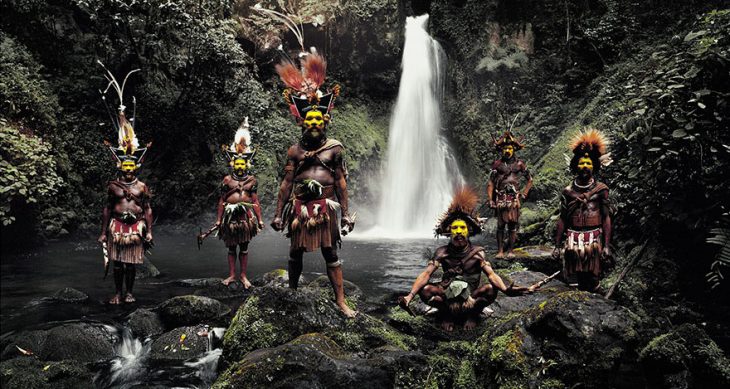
[1,0,729,356]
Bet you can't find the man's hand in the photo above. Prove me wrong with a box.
[258,221,265,230]
[505,284,531,297]
[520,192,528,200]
[489,201,497,209]
[145,232,153,243]
[397,293,416,317]
[552,247,561,260]
[341,215,355,235]
[601,247,615,269]
[98,234,107,244]
[271,217,284,232]
[215,220,222,227]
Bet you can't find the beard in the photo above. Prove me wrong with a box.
[451,234,468,248]
[302,126,325,142]
[578,168,593,180]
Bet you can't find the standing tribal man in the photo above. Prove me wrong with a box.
[213,117,264,288]
[399,188,534,331]
[553,129,614,292]
[270,51,357,318]
[486,131,533,259]
[97,64,153,305]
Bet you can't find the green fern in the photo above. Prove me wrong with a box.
[706,217,730,289]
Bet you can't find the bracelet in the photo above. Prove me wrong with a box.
[407,292,415,298]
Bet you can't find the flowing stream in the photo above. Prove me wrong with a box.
[371,14,463,238]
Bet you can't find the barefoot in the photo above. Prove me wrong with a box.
[495,252,505,259]
[440,320,454,332]
[221,276,236,286]
[240,275,252,290]
[124,293,136,303]
[109,294,122,305]
[506,251,516,259]
[463,316,478,330]
[337,302,358,318]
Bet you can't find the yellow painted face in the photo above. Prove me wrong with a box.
[577,156,594,172]
[120,160,137,173]
[450,219,469,238]
[303,111,325,135]
[233,158,248,173]
[502,145,514,159]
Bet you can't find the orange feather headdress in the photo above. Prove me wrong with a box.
[276,50,339,120]
[435,187,483,237]
[569,128,612,172]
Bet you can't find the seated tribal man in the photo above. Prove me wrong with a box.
[213,117,264,288]
[97,64,153,305]
[399,188,535,331]
[553,129,614,292]
[270,50,357,318]
[486,130,532,259]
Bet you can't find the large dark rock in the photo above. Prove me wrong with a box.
[308,274,364,301]
[0,322,116,362]
[156,295,231,329]
[220,285,416,368]
[490,245,562,275]
[50,287,88,303]
[0,357,94,389]
[639,323,730,388]
[126,308,164,339]
[149,326,209,362]
[213,333,428,388]
[137,259,160,279]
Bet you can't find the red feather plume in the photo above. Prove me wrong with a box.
[275,61,305,91]
[302,53,326,90]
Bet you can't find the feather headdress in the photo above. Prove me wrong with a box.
[569,128,612,172]
[98,61,149,168]
[435,187,483,237]
[491,130,525,151]
[225,117,256,164]
[276,49,340,120]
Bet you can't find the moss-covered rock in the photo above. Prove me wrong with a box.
[639,323,730,388]
[0,357,93,389]
[0,322,116,363]
[156,295,231,329]
[213,333,428,389]
[220,285,416,369]
[126,308,165,339]
[150,326,209,362]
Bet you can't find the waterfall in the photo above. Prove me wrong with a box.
[372,14,463,237]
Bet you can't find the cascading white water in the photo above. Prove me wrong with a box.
[373,14,463,237]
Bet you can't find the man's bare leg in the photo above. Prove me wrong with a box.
[495,221,506,259]
[507,223,518,259]
[110,262,124,305]
[464,284,497,330]
[222,247,237,285]
[288,248,304,289]
[419,285,454,332]
[323,248,356,318]
[238,243,251,289]
[124,264,136,303]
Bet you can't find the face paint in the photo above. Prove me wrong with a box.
[302,111,326,140]
[233,158,248,175]
[577,156,593,171]
[450,219,469,246]
[502,145,514,159]
[120,160,137,174]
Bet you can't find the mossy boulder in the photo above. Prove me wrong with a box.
[258,268,292,288]
[213,333,428,389]
[50,287,88,303]
[126,308,164,339]
[639,323,730,388]
[0,322,116,363]
[489,246,561,275]
[220,285,416,369]
[136,259,160,279]
[308,274,364,301]
[156,295,231,329]
[150,326,209,362]
[0,357,93,389]
[474,278,641,388]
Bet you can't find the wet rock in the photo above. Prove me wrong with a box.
[308,275,364,300]
[126,308,164,338]
[0,357,94,388]
[213,333,428,388]
[639,323,730,388]
[193,282,250,300]
[176,278,224,287]
[149,326,209,362]
[0,322,116,362]
[136,259,160,279]
[220,285,416,368]
[156,295,231,328]
[258,268,290,288]
[490,245,561,275]
[474,273,641,389]
[50,287,88,303]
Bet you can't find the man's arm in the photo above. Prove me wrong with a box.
[521,163,533,199]
[486,166,497,208]
[601,190,612,258]
[272,152,295,231]
[216,178,228,225]
[333,147,353,232]
[99,189,111,243]
[252,189,264,229]
[403,263,438,304]
[143,183,153,241]
[553,192,568,259]
[482,259,530,296]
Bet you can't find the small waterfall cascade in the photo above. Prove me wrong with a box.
[101,326,151,388]
[373,14,463,237]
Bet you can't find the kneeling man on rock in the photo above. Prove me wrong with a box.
[399,188,536,331]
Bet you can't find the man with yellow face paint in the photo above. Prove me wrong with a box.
[212,117,264,288]
[271,51,357,318]
[97,64,153,305]
[553,129,614,292]
[486,130,532,259]
[399,188,535,331]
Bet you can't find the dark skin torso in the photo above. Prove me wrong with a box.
[108,180,148,215]
[434,246,485,278]
[289,143,342,186]
[561,186,607,229]
[221,175,256,204]
[493,159,528,191]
